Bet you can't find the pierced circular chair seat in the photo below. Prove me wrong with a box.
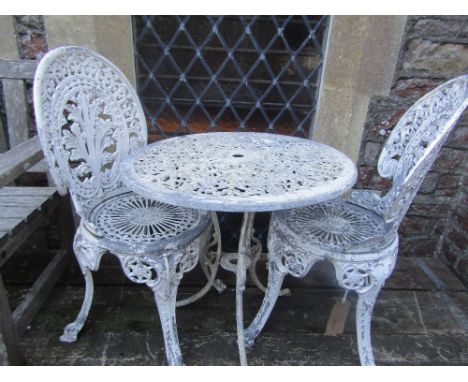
[271,200,394,256]
[87,191,210,255]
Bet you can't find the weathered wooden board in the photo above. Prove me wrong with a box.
[13,250,69,334]
[0,57,73,368]
[0,274,24,365]
[0,137,44,186]
[0,117,7,153]
[0,217,24,233]
[0,195,60,267]
[0,187,59,252]
[0,59,37,80]
[0,186,57,197]
[3,79,29,148]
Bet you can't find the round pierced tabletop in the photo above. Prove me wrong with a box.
[120,132,357,212]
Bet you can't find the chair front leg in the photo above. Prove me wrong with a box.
[244,259,286,347]
[61,226,105,343]
[356,282,383,366]
[333,252,397,366]
[152,256,184,366]
[245,230,319,348]
[120,244,199,366]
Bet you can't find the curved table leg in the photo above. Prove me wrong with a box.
[236,212,255,366]
[176,211,226,308]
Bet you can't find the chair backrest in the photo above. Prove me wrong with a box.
[377,74,468,230]
[33,46,147,218]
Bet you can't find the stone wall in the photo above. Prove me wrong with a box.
[0,17,47,142]
[13,16,48,60]
[356,16,468,282]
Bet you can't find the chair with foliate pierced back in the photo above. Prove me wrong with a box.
[244,74,468,365]
[33,46,212,365]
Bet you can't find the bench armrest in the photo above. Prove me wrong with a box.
[0,136,44,186]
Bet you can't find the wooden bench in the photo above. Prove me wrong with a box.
[0,58,74,365]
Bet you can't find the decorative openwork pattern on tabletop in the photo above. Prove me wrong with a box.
[122,132,357,212]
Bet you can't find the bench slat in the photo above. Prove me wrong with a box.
[0,218,24,233]
[0,206,42,219]
[0,187,57,197]
[0,195,53,206]
[0,187,59,248]
[0,59,37,80]
[3,79,29,148]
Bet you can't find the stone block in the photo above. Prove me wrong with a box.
[362,141,381,166]
[363,96,411,142]
[409,18,465,40]
[446,126,468,149]
[433,175,462,197]
[411,238,439,257]
[433,148,467,174]
[447,228,468,252]
[453,207,468,233]
[441,239,460,266]
[399,237,440,257]
[391,78,443,100]
[454,259,468,285]
[402,39,468,78]
[14,16,47,60]
[430,218,449,237]
[459,109,468,126]
[419,172,439,193]
[400,216,434,236]
[408,203,451,218]
[413,193,452,206]
[356,165,392,190]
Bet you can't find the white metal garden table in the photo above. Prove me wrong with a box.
[120,131,357,365]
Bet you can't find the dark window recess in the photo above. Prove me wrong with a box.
[133,15,328,252]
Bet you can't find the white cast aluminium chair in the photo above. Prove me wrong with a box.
[33,46,212,365]
[244,75,468,365]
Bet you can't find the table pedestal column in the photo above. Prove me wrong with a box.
[236,212,255,366]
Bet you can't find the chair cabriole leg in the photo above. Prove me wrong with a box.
[61,227,105,343]
[152,257,183,366]
[245,259,286,347]
[356,283,382,366]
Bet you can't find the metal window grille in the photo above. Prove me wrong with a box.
[133,15,329,251]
